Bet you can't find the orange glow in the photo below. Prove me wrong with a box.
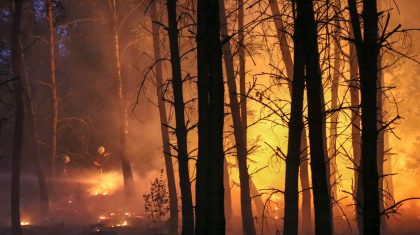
[87,172,122,196]
[20,220,30,226]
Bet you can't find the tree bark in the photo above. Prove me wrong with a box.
[300,0,333,234]
[111,1,135,197]
[11,1,24,234]
[196,0,225,233]
[348,0,381,234]
[282,0,306,233]
[19,37,50,216]
[328,0,341,202]
[349,24,363,234]
[269,1,312,233]
[219,1,256,234]
[166,0,195,234]
[150,2,178,234]
[46,0,58,179]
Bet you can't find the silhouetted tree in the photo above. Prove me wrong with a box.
[219,0,256,234]
[166,0,195,234]
[282,0,306,232]
[349,23,363,234]
[195,0,225,233]
[301,0,333,233]
[348,0,381,234]
[149,1,178,233]
[269,1,312,233]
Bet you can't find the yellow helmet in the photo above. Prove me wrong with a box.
[98,146,106,155]
[64,155,71,163]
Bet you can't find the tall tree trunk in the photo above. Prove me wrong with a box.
[282,0,306,233]
[300,0,333,234]
[219,1,256,235]
[111,3,135,197]
[11,1,24,234]
[166,0,195,234]
[328,0,341,202]
[46,0,58,179]
[19,37,50,216]
[348,0,381,234]
[196,0,225,233]
[269,1,312,233]
[237,0,265,222]
[349,24,363,234]
[150,2,178,233]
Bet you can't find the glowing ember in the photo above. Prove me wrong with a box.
[97,212,144,228]
[20,221,30,226]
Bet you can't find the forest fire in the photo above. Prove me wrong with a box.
[1,0,420,234]
[87,172,122,197]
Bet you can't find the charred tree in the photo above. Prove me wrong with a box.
[110,0,135,197]
[300,0,333,234]
[348,0,381,234]
[10,0,24,234]
[219,1,256,234]
[166,0,195,234]
[269,1,312,233]
[150,2,178,234]
[46,0,58,178]
[195,0,225,233]
[281,0,306,233]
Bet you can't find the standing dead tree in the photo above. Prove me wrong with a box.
[281,0,306,233]
[348,0,380,234]
[149,1,178,234]
[300,0,333,234]
[166,0,195,233]
[269,1,312,233]
[195,0,225,233]
[219,0,256,234]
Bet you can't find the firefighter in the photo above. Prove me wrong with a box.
[93,146,110,174]
[63,154,71,178]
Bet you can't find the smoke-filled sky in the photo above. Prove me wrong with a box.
[0,0,420,233]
